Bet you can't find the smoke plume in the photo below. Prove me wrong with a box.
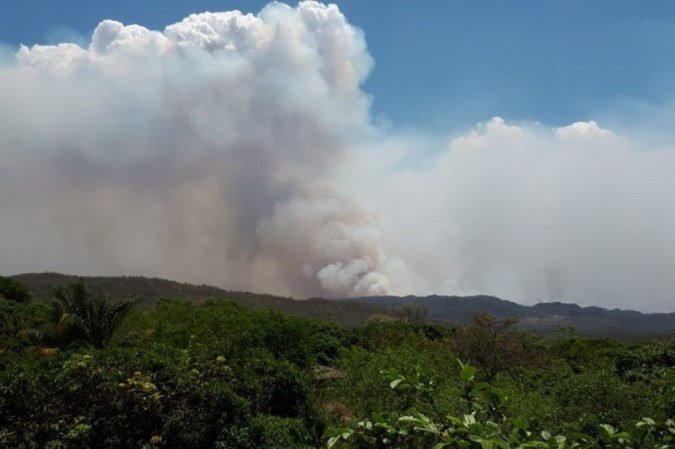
[1,2,674,310]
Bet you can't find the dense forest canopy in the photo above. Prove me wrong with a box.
[0,277,673,448]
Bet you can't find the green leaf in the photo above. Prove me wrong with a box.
[469,422,485,435]
[390,377,404,389]
[461,364,477,382]
[512,416,529,431]
[480,440,494,449]
[448,416,463,426]
[463,413,477,427]
[398,415,422,425]
[598,424,615,441]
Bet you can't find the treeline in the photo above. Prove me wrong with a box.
[10,272,390,327]
[0,278,673,448]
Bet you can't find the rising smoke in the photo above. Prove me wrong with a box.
[1,2,674,311]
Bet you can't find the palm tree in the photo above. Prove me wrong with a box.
[51,280,135,348]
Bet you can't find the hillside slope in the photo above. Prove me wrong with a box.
[9,273,388,327]
[10,273,675,335]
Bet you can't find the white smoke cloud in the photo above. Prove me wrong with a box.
[355,118,675,311]
[0,1,386,297]
[1,2,674,311]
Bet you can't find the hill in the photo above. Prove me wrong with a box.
[341,295,675,336]
[9,273,388,327]
[9,272,675,336]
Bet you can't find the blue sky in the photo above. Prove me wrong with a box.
[3,0,675,132]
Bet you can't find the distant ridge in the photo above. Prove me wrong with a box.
[9,273,675,336]
[341,295,675,336]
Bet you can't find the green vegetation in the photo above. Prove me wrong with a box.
[0,276,31,303]
[51,280,135,349]
[13,273,675,335]
[0,279,673,448]
[326,362,674,448]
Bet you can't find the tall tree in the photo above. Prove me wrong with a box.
[52,280,134,348]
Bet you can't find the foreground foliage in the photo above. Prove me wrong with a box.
[326,361,674,448]
[0,280,673,448]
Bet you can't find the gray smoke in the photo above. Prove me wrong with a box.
[1,2,674,311]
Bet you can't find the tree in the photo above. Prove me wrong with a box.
[452,313,538,380]
[395,304,428,325]
[51,280,134,348]
[0,276,31,303]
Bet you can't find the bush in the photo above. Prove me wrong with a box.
[216,415,316,449]
[0,345,320,448]
[554,368,658,433]
[325,361,675,449]
[451,313,543,380]
[0,277,31,303]
[0,298,50,352]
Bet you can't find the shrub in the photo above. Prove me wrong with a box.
[325,361,675,449]
[0,277,31,303]
[216,415,316,449]
[452,313,542,380]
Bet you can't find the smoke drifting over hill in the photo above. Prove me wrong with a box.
[1,2,674,310]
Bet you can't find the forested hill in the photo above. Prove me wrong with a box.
[9,273,388,327]
[341,295,675,336]
[10,272,675,336]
